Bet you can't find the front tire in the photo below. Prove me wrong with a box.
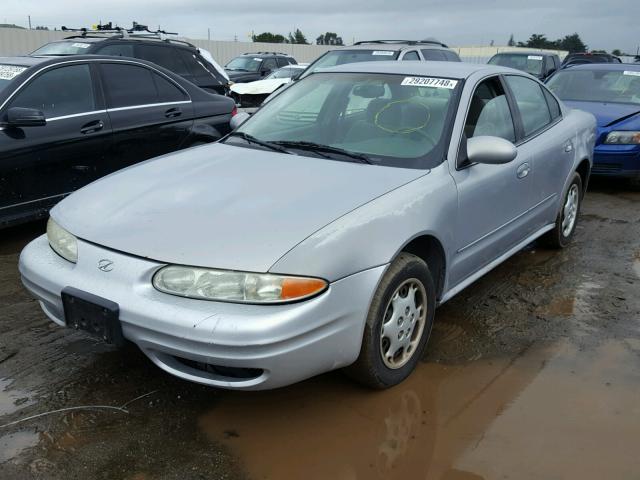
[542,172,582,249]
[345,253,436,389]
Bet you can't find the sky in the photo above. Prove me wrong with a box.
[3,0,639,54]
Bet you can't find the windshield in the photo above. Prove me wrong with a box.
[302,50,400,78]
[488,54,544,75]
[32,41,93,55]
[547,69,640,106]
[266,68,299,79]
[227,72,460,169]
[225,57,263,72]
[0,64,28,92]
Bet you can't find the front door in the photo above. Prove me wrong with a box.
[448,75,535,287]
[0,63,110,223]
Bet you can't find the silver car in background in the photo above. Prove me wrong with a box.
[20,62,595,390]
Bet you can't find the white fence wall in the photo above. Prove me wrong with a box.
[0,28,568,65]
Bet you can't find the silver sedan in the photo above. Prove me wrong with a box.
[19,62,596,390]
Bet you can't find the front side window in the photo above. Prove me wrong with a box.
[262,58,278,71]
[505,75,552,136]
[10,64,95,118]
[464,77,516,143]
[302,50,400,78]
[546,68,640,106]
[136,45,190,76]
[229,72,461,169]
[95,43,134,57]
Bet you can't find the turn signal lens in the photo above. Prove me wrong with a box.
[153,265,327,304]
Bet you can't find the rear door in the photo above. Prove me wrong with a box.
[0,62,110,219]
[448,75,535,286]
[503,75,569,229]
[98,61,194,173]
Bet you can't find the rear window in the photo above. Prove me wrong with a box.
[0,64,28,92]
[32,41,94,55]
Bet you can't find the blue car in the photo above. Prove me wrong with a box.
[547,64,640,184]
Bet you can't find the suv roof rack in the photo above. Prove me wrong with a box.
[242,51,290,56]
[353,39,449,48]
[61,22,195,48]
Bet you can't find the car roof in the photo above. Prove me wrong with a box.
[331,42,449,52]
[560,63,640,71]
[318,60,513,79]
[239,52,294,58]
[492,51,554,57]
[0,56,49,67]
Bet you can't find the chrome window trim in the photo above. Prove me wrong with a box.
[107,100,191,113]
[0,57,191,113]
[47,110,108,122]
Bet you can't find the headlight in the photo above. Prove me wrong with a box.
[604,131,640,144]
[152,265,328,304]
[46,218,77,263]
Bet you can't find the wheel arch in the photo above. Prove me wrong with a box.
[576,158,591,195]
[398,234,447,302]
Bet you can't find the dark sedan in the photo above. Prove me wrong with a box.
[0,55,236,228]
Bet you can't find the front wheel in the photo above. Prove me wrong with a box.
[345,253,436,389]
[542,172,583,248]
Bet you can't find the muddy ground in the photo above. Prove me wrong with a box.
[1,178,639,480]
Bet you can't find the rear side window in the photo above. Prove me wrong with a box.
[543,88,562,120]
[10,64,95,118]
[276,57,289,67]
[505,75,552,136]
[421,49,446,61]
[136,45,190,76]
[262,58,278,71]
[402,51,420,61]
[101,63,186,108]
[442,50,461,62]
[95,43,134,57]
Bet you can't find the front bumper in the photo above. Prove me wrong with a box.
[19,235,385,390]
[592,145,640,178]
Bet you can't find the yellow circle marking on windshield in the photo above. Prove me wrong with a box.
[373,100,431,134]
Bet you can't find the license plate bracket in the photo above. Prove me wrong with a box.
[61,287,124,346]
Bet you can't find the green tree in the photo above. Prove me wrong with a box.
[507,34,515,47]
[557,33,587,53]
[288,28,309,45]
[612,49,622,56]
[316,32,344,46]
[518,33,558,49]
[252,32,287,43]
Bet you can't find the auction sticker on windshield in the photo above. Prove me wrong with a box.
[401,77,458,89]
[372,51,395,56]
[528,55,543,60]
[0,65,27,80]
[623,71,640,77]
[71,43,90,49]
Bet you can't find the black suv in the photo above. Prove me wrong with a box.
[225,52,297,83]
[488,51,561,80]
[31,28,229,95]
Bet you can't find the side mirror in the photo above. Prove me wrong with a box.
[230,111,250,130]
[467,136,517,165]
[6,107,46,127]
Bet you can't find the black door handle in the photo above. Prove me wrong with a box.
[165,107,182,118]
[80,120,104,134]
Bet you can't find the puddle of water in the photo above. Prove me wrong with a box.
[0,430,39,463]
[198,340,640,480]
[0,378,35,417]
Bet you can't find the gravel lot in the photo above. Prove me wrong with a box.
[1,178,639,480]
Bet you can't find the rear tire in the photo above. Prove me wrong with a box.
[345,253,436,389]
[542,172,582,249]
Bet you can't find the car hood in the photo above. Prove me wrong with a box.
[563,100,640,128]
[230,78,290,95]
[52,143,425,273]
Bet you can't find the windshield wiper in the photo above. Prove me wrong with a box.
[271,141,373,164]
[227,132,292,154]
